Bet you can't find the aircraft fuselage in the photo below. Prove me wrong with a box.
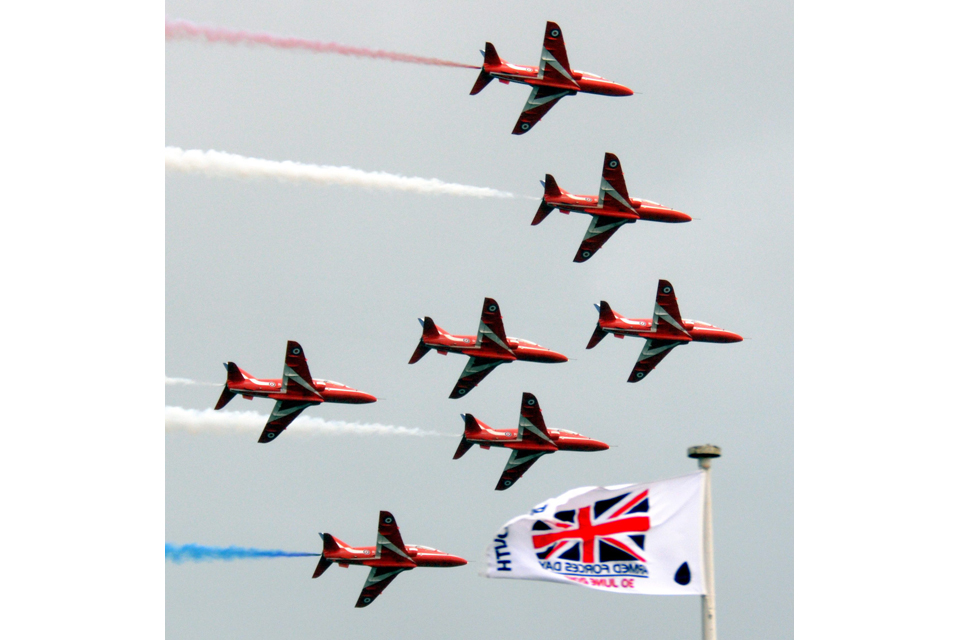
[467,416,608,453]
[422,332,567,363]
[600,317,742,344]
[321,538,466,569]
[486,61,633,97]
[225,374,377,404]
[545,192,692,223]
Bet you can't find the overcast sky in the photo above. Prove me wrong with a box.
[166,1,792,638]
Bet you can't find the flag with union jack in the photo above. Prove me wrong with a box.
[485,473,704,595]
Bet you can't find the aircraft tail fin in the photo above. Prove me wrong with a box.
[482,42,502,67]
[543,173,562,197]
[587,301,617,349]
[313,533,342,578]
[215,362,246,409]
[454,414,481,459]
[469,43,501,95]
[597,300,618,324]
[409,317,441,363]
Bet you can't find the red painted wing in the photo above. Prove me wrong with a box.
[573,215,631,262]
[518,393,556,447]
[355,566,410,608]
[449,357,504,399]
[375,511,414,565]
[477,298,512,357]
[282,340,322,396]
[258,400,312,442]
[513,86,571,135]
[539,22,579,90]
[598,152,635,213]
[496,450,550,491]
[627,339,685,383]
[650,279,690,338]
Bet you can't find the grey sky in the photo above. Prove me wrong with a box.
[166,1,792,638]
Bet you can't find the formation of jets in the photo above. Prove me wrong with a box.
[175,21,745,609]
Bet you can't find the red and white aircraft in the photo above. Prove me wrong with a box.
[588,280,742,382]
[214,340,376,442]
[409,297,568,398]
[312,510,467,608]
[455,392,609,491]
[533,153,692,263]
[470,21,633,134]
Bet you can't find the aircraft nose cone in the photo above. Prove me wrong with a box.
[616,84,634,96]
[677,212,693,222]
[593,440,610,451]
[717,331,743,343]
[545,350,569,363]
[351,391,378,403]
[447,555,468,567]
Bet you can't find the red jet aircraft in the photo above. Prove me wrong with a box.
[533,153,692,263]
[470,21,633,134]
[455,392,608,491]
[409,297,567,398]
[214,340,376,442]
[587,280,742,382]
[312,510,467,608]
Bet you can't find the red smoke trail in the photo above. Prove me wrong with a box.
[166,18,479,69]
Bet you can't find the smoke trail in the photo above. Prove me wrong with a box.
[166,147,514,199]
[166,18,479,69]
[166,543,318,563]
[165,376,219,386]
[165,406,452,437]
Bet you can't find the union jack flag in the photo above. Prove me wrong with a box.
[532,489,650,563]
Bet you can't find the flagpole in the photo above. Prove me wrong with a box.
[688,444,721,640]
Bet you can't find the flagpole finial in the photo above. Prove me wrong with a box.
[688,444,721,469]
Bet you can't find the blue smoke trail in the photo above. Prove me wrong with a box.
[166,543,319,563]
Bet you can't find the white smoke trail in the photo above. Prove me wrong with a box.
[165,406,451,437]
[165,147,514,199]
[165,376,219,386]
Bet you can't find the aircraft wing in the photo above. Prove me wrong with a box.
[598,152,636,214]
[476,297,513,357]
[517,392,556,447]
[355,566,411,608]
[449,357,504,399]
[538,22,580,90]
[375,511,414,564]
[496,449,551,491]
[258,399,314,442]
[513,85,572,135]
[573,215,631,262]
[651,279,690,338]
[628,339,686,382]
[281,340,323,397]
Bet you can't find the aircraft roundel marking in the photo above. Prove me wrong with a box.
[458,389,467,395]
[504,480,512,486]
[293,348,301,354]
[582,250,591,258]
[550,29,560,37]
[521,123,530,131]
[636,372,645,379]
[384,516,393,524]
[609,160,618,168]
[662,286,672,294]
[527,398,536,406]
[488,304,497,312]
[363,597,372,604]
[267,432,275,438]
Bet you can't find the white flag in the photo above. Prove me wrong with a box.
[485,472,704,595]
